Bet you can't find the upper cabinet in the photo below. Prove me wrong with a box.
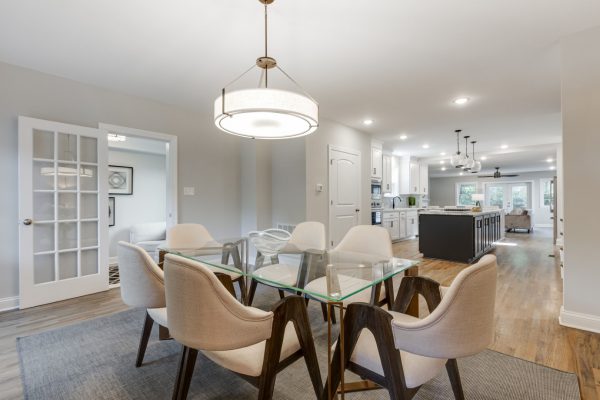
[409,159,420,194]
[371,141,383,179]
[382,155,392,193]
[419,163,429,196]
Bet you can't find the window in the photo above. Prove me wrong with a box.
[511,184,528,209]
[540,179,553,207]
[456,182,477,206]
[486,185,504,208]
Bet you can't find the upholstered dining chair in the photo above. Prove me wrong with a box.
[163,253,322,400]
[248,221,326,306]
[303,224,395,322]
[117,241,169,367]
[166,223,247,303]
[322,254,498,400]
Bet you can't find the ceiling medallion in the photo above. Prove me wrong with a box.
[213,0,318,139]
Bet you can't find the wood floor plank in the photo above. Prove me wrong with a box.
[0,227,597,399]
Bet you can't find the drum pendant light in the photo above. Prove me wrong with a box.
[214,0,318,139]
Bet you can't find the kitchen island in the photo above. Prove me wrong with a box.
[419,210,501,263]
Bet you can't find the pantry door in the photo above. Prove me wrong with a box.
[18,116,109,309]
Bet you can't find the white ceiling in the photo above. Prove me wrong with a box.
[1,0,599,168]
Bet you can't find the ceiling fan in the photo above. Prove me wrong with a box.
[477,167,519,179]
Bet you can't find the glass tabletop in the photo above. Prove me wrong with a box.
[162,246,419,302]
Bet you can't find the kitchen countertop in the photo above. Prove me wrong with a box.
[382,208,423,212]
[419,210,500,216]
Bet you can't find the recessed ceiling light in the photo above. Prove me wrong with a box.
[480,156,487,160]
[363,119,373,125]
[422,144,430,149]
[501,144,508,149]
[549,166,556,170]
[440,152,446,156]
[399,134,407,140]
[441,167,447,171]
[453,97,470,105]
[439,160,445,164]
[546,158,554,163]
[459,172,464,176]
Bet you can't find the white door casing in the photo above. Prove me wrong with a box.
[328,145,361,248]
[18,117,109,309]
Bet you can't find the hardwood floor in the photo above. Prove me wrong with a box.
[0,227,598,399]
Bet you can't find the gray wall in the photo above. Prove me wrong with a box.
[429,171,556,226]
[560,25,600,327]
[0,61,241,301]
[108,149,166,258]
[271,139,306,227]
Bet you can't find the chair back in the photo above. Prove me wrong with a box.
[166,223,215,249]
[129,221,166,243]
[330,225,393,263]
[164,254,274,351]
[117,241,165,309]
[288,221,326,251]
[392,254,497,359]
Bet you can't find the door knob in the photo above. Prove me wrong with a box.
[355,209,360,212]
[23,218,32,225]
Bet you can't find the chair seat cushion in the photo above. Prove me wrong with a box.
[202,321,300,377]
[147,307,168,327]
[348,311,447,388]
[304,275,385,305]
[253,264,299,287]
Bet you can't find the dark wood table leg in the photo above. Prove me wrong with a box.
[405,265,419,317]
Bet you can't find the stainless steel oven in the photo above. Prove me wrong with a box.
[371,208,382,225]
[371,179,382,201]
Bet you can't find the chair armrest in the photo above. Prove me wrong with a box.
[392,276,442,314]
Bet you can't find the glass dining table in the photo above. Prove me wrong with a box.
[159,241,420,399]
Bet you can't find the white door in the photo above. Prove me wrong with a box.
[18,117,108,309]
[329,146,361,248]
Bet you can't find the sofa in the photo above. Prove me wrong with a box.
[505,208,534,233]
[129,222,167,260]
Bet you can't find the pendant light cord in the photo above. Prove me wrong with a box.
[264,3,268,88]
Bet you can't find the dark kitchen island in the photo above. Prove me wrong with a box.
[418,210,502,263]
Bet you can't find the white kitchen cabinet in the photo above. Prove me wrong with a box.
[399,156,421,194]
[399,211,407,238]
[406,210,418,237]
[409,159,420,194]
[419,163,429,196]
[383,211,400,241]
[382,155,392,194]
[371,147,382,179]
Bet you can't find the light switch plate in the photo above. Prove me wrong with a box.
[183,187,195,196]
[316,183,324,192]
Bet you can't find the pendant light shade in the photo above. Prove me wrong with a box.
[470,141,482,173]
[450,129,465,168]
[213,0,318,139]
[462,135,474,170]
[214,89,318,139]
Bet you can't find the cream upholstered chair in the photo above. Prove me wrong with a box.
[164,253,322,400]
[303,225,394,322]
[323,254,498,400]
[117,241,169,367]
[166,223,246,303]
[247,221,326,306]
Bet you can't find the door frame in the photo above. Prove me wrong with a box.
[328,145,362,248]
[98,123,178,231]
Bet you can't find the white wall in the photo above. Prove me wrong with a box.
[559,26,600,332]
[108,149,166,258]
[429,170,556,226]
[305,119,372,238]
[0,61,241,302]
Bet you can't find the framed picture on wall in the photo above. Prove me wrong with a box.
[108,197,115,227]
[108,165,133,195]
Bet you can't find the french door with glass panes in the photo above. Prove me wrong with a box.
[18,117,108,309]
[485,182,531,212]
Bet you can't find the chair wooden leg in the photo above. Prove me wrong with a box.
[136,311,154,367]
[237,278,247,305]
[172,346,198,400]
[247,279,258,306]
[446,359,465,400]
[278,289,285,299]
[320,302,336,324]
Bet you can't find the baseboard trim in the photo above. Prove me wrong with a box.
[559,306,600,334]
[109,256,118,266]
[0,296,19,312]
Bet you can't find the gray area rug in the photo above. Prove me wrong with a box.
[17,288,580,400]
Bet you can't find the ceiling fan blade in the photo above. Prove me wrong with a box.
[501,174,519,177]
[478,175,495,178]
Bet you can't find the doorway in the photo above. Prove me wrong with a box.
[328,145,361,248]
